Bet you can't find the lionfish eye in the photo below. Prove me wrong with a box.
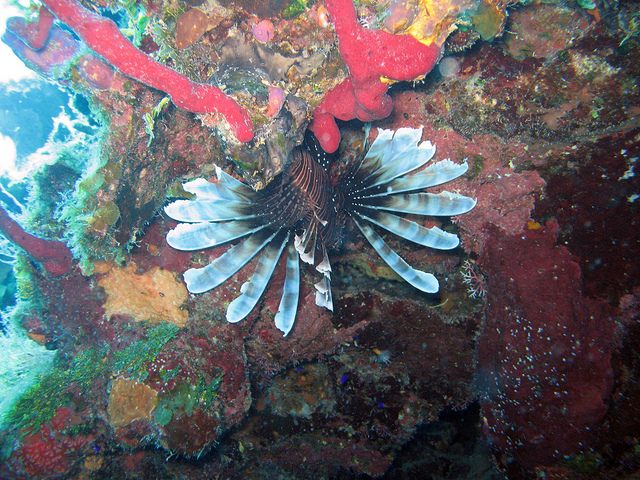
[165,127,476,336]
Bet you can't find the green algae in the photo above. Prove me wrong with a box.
[470,0,505,41]
[88,202,121,231]
[283,0,314,19]
[78,171,105,195]
[4,345,110,438]
[468,154,486,179]
[3,323,179,445]
[154,372,224,426]
[112,323,180,381]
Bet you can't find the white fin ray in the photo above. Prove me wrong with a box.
[226,232,289,323]
[180,178,227,200]
[368,160,469,195]
[183,230,277,294]
[164,199,254,223]
[166,220,264,251]
[372,191,477,216]
[356,210,460,250]
[214,166,256,201]
[314,274,333,311]
[353,217,439,293]
[314,246,333,310]
[358,128,436,188]
[275,241,300,336]
[180,177,244,203]
[181,169,255,203]
[316,245,332,275]
[294,224,317,265]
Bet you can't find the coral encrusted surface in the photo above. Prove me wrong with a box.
[0,0,639,479]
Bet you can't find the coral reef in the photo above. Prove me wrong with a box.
[1,0,639,478]
[6,407,94,478]
[478,223,616,469]
[309,0,440,152]
[98,262,189,326]
[41,0,254,142]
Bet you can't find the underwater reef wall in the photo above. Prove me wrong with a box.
[1,0,640,478]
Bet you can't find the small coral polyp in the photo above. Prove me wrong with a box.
[165,127,476,335]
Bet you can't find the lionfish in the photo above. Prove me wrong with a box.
[164,127,476,336]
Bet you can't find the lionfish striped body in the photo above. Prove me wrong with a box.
[165,128,476,336]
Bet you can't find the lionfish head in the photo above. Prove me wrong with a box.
[164,127,476,336]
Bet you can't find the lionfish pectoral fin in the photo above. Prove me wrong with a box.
[377,191,477,216]
[294,225,317,265]
[316,245,331,274]
[164,198,253,223]
[183,230,277,294]
[275,241,301,336]
[314,273,333,311]
[166,220,264,251]
[359,128,437,188]
[214,166,256,200]
[357,210,460,250]
[314,246,333,310]
[180,178,226,200]
[181,173,253,202]
[353,218,439,294]
[226,232,289,323]
[370,159,470,195]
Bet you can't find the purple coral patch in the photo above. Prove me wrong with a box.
[253,19,274,43]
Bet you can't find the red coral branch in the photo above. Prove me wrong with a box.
[5,5,54,50]
[310,0,439,152]
[2,24,80,77]
[36,0,254,143]
[0,205,72,276]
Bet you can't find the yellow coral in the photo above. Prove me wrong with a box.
[98,262,189,326]
[388,0,479,47]
[107,376,158,429]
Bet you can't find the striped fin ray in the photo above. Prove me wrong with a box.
[314,275,333,311]
[181,169,255,203]
[226,232,289,323]
[294,223,317,265]
[164,199,254,223]
[183,230,277,294]
[314,245,333,310]
[304,130,333,170]
[353,217,439,293]
[166,220,265,251]
[371,191,477,216]
[356,209,460,250]
[357,128,436,189]
[368,159,470,196]
[275,241,300,336]
[214,166,256,201]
